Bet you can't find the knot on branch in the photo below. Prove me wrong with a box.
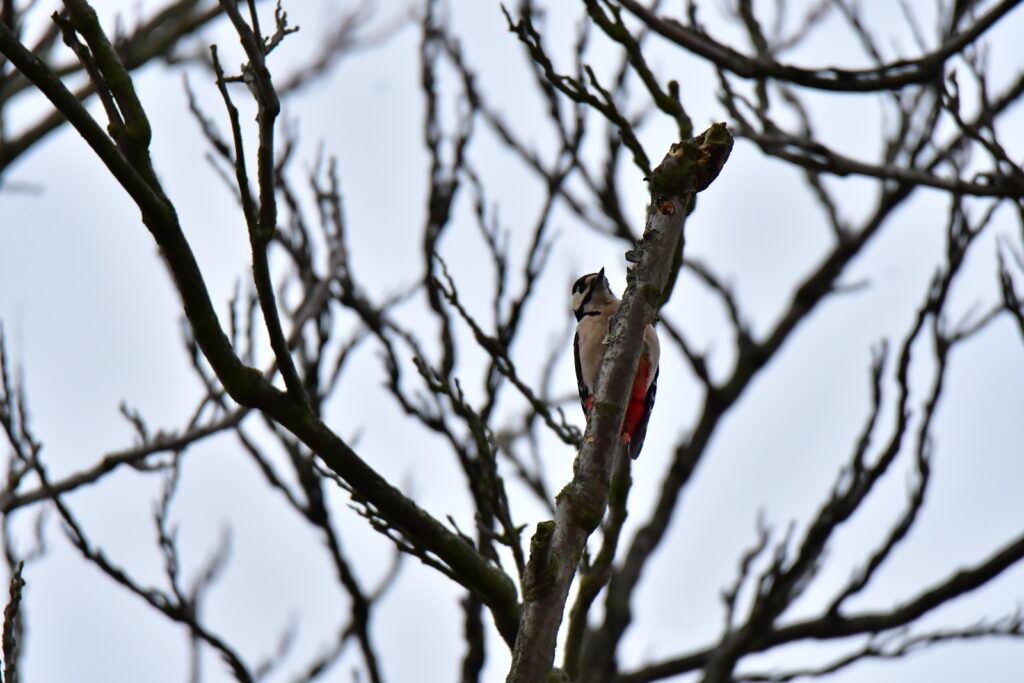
[523,521,557,600]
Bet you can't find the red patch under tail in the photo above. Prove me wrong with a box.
[621,357,650,443]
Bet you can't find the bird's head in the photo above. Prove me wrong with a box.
[571,267,617,321]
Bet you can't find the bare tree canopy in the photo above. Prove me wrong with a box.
[0,0,1022,681]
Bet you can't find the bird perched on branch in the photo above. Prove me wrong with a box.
[571,268,660,459]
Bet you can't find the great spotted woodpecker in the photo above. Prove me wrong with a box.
[571,268,660,459]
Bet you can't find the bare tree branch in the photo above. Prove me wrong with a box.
[617,0,1022,92]
[508,126,733,681]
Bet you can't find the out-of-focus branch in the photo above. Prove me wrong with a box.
[420,1,464,382]
[741,128,1024,198]
[0,407,246,514]
[2,344,254,680]
[2,561,25,683]
[618,0,1021,92]
[274,1,406,95]
[618,193,1015,683]
[503,2,653,176]
[435,265,582,449]
[584,0,692,140]
[621,529,1024,683]
[998,242,1024,338]
[721,54,1024,203]
[38,456,254,682]
[738,614,1024,682]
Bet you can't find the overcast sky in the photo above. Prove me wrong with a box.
[1,1,1022,681]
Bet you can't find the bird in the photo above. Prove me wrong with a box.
[571,268,660,459]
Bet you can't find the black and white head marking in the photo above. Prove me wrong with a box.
[571,267,609,321]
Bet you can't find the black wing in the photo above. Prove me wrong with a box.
[627,368,658,460]
[573,331,589,413]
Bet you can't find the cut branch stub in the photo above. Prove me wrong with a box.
[506,124,734,683]
[646,122,733,198]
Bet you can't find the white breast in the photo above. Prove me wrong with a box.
[576,312,612,390]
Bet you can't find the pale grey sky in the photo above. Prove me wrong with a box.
[1,1,1022,682]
